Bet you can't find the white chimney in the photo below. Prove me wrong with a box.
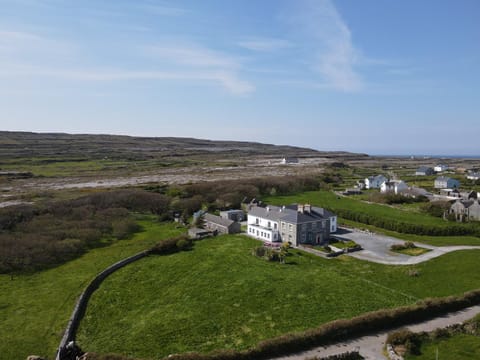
[304,204,311,213]
[298,204,304,213]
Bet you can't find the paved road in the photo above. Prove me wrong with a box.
[336,227,480,265]
[270,305,480,360]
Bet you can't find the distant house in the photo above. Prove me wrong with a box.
[204,213,241,234]
[219,209,245,222]
[415,166,435,176]
[365,175,387,189]
[439,188,461,198]
[434,164,449,172]
[449,199,480,222]
[281,157,299,164]
[460,190,478,200]
[467,172,480,181]
[434,176,460,189]
[380,180,408,194]
[247,204,336,246]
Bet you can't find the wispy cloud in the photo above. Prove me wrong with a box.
[0,31,254,95]
[144,43,254,94]
[238,38,292,52]
[287,0,363,92]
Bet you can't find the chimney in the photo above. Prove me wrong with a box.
[304,204,311,213]
[297,204,304,213]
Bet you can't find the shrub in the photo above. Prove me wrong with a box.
[149,235,191,255]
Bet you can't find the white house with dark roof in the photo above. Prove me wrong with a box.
[467,172,480,181]
[365,175,388,189]
[434,176,460,189]
[247,204,336,246]
[434,164,449,172]
[380,180,408,194]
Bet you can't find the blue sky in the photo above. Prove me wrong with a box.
[1,0,479,155]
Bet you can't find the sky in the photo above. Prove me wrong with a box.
[1,0,479,155]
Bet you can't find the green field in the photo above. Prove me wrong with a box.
[405,334,480,360]
[265,191,451,227]
[75,234,480,359]
[0,219,184,360]
[3,219,480,360]
[340,219,480,246]
[265,191,480,246]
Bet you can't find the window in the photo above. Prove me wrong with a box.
[289,224,293,232]
[268,221,271,228]
[274,223,277,230]
[256,218,259,225]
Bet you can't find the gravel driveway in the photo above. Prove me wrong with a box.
[336,227,480,265]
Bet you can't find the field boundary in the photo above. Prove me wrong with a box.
[55,250,149,360]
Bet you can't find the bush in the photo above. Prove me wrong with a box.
[149,235,191,255]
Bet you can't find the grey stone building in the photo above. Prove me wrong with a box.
[247,204,337,246]
[204,213,241,234]
[449,199,480,222]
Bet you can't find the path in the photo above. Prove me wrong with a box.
[336,227,480,265]
[270,305,480,360]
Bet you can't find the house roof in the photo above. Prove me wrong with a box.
[416,166,433,173]
[435,176,458,182]
[248,204,334,225]
[204,213,235,227]
[367,175,386,182]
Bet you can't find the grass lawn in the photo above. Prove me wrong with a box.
[0,219,185,360]
[76,234,480,359]
[405,334,480,360]
[265,191,452,227]
[392,247,431,256]
[264,190,480,246]
[340,219,480,246]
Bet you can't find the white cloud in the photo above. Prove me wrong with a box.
[238,38,292,52]
[0,31,254,95]
[143,43,254,94]
[287,0,363,92]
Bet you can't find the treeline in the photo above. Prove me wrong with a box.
[0,190,170,274]
[158,175,334,219]
[334,208,480,236]
[1,175,333,274]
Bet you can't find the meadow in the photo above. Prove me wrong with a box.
[265,190,480,240]
[405,334,480,360]
[76,234,480,359]
[0,219,184,360]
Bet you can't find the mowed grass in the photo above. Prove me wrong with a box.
[265,191,480,246]
[265,191,451,227]
[76,234,480,359]
[405,334,480,360]
[0,219,185,360]
[340,219,480,246]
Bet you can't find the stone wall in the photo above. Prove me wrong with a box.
[56,250,149,360]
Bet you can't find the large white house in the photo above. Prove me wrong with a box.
[365,175,388,189]
[247,204,336,246]
[380,180,408,194]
